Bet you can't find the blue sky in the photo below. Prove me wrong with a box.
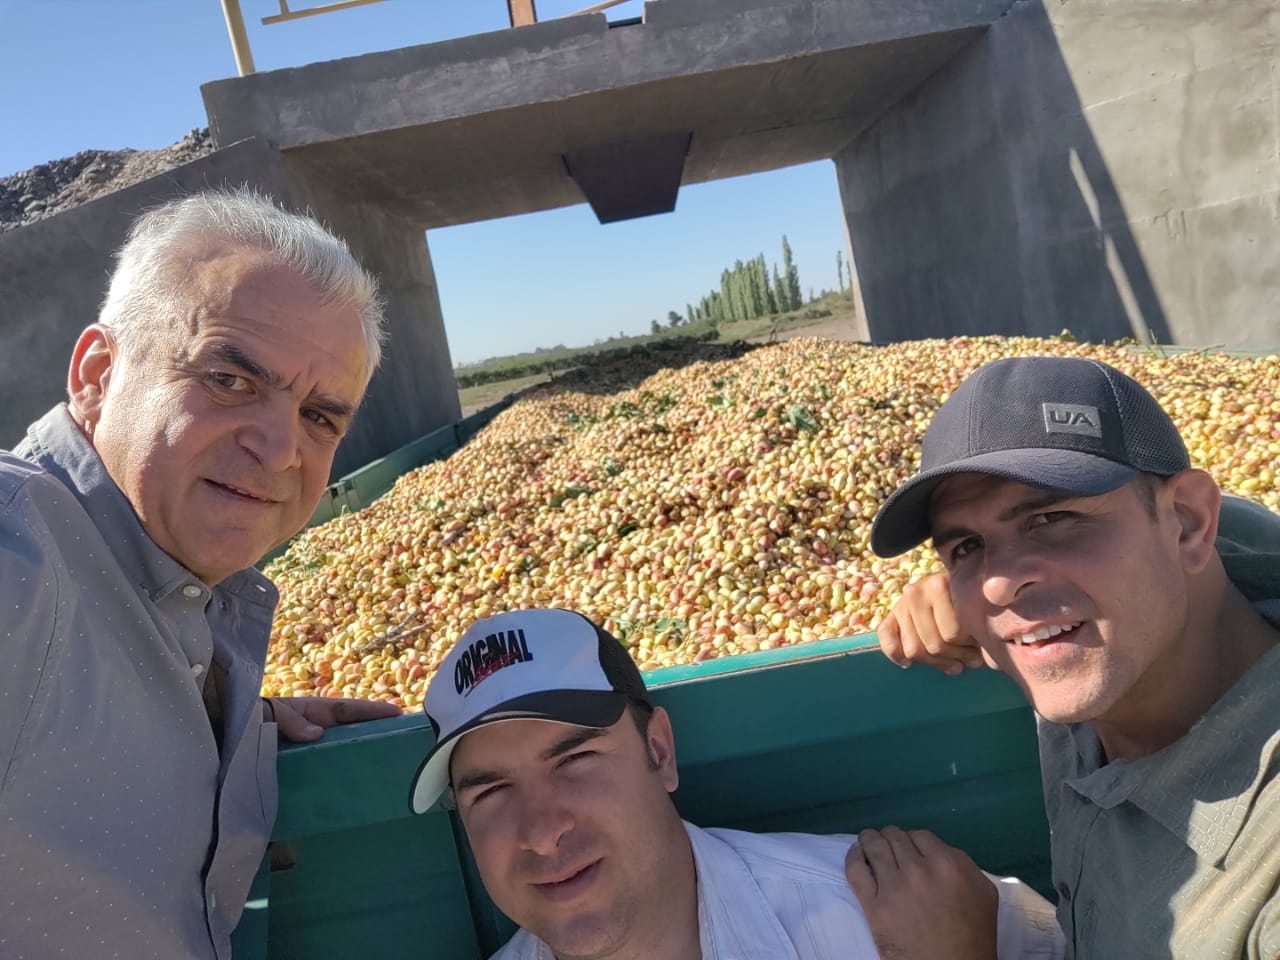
[1,0,851,365]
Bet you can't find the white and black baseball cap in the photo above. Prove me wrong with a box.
[870,356,1190,558]
[409,608,651,814]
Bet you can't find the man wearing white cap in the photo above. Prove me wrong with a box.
[410,607,1064,960]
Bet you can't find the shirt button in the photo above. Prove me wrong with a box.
[1056,882,1072,902]
[192,663,205,677]
[183,585,203,600]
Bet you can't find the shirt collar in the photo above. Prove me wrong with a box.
[685,821,799,959]
[18,405,277,610]
[507,822,798,960]
[1065,641,1280,867]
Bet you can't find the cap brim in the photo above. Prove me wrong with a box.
[409,690,629,814]
[870,448,1139,558]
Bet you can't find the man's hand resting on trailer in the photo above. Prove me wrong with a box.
[265,696,403,742]
[877,572,991,674]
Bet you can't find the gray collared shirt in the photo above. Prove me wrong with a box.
[1041,495,1280,959]
[0,406,279,959]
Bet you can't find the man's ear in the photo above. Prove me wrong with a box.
[1164,469,1220,575]
[646,707,680,793]
[67,325,116,432]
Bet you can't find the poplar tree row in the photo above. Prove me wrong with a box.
[684,236,803,328]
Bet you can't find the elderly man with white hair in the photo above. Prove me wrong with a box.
[0,190,401,959]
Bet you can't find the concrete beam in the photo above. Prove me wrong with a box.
[202,0,1008,229]
[284,155,462,475]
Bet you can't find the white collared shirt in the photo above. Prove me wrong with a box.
[492,821,1065,959]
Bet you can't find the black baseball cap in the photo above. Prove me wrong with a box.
[870,356,1190,558]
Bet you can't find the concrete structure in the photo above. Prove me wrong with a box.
[836,0,1280,350]
[200,0,1280,354]
[202,0,1003,235]
[4,0,1278,473]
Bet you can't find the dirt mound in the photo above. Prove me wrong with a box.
[0,128,215,233]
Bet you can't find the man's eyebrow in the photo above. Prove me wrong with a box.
[208,342,356,420]
[207,342,285,390]
[306,394,357,421]
[999,489,1074,521]
[454,768,506,795]
[931,490,1073,547]
[931,523,974,551]
[453,728,608,795]
[541,727,607,763]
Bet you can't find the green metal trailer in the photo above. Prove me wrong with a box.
[230,634,1048,959]
[236,391,1053,959]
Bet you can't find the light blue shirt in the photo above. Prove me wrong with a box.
[0,405,279,960]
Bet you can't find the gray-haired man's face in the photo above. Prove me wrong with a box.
[73,245,370,584]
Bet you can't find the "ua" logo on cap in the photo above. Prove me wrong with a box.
[1042,403,1102,438]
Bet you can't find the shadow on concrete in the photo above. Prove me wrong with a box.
[841,1,1174,346]
[1008,2,1174,346]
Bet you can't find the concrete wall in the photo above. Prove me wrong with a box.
[837,0,1280,351]
[0,139,459,476]
[0,139,293,449]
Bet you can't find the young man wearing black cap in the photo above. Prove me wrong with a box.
[853,356,1280,960]
[410,608,1065,960]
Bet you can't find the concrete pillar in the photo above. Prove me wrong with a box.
[836,0,1280,352]
[837,194,871,342]
[283,156,460,477]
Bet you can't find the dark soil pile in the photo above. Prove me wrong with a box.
[0,128,214,232]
